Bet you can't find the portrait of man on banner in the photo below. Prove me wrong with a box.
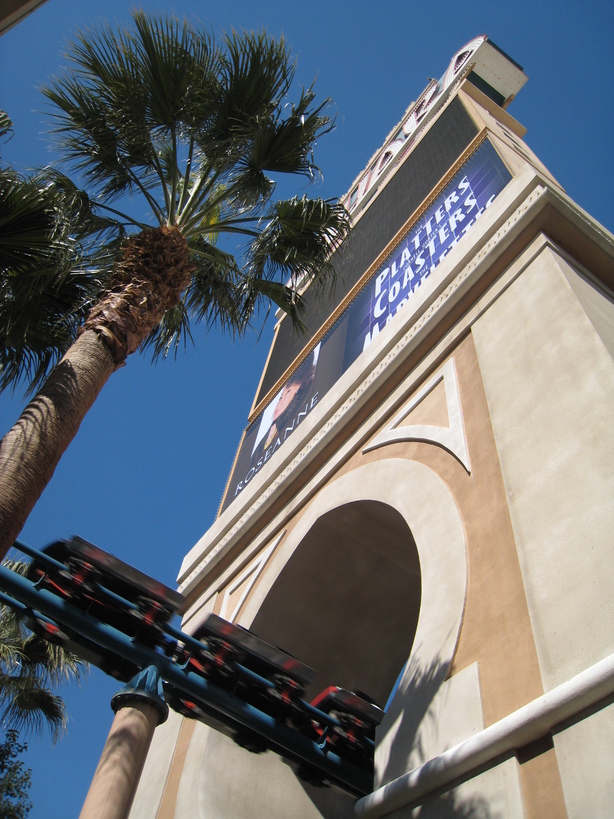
[229,344,322,501]
[251,344,321,461]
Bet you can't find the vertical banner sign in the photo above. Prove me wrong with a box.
[222,141,511,511]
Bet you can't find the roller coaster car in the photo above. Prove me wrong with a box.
[26,537,183,651]
[173,613,315,722]
[308,687,384,762]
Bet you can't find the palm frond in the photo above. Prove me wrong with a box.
[245,195,350,288]
[131,12,218,133]
[0,675,66,742]
[142,239,246,359]
[43,13,220,211]
[184,242,245,333]
[0,168,119,394]
[244,279,308,334]
[203,30,294,165]
[0,110,13,144]
[0,560,88,740]
[141,301,194,360]
[246,85,333,179]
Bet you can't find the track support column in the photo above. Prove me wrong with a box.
[80,666,168,819]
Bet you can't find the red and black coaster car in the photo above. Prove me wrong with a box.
[308,687,384,761]
[26,537,183,650]
[174,614,315,721]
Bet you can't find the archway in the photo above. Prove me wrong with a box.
[174,460,468,816]
[240,458,468,779]
[251,499,421,707]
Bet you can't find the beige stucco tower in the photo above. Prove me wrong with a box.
[131,37,614,818]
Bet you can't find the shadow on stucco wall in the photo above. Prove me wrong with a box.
[302,656,497,819]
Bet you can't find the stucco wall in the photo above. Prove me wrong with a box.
[554,699,614,817]
[472,242,614,692]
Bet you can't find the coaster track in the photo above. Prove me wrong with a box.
[0,537,383,798]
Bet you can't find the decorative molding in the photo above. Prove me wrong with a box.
[218,533,283,623]
[363,358,470,471]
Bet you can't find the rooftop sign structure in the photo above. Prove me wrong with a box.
[341,36,526,219]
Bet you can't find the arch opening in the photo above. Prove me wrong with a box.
[251,500,421,708]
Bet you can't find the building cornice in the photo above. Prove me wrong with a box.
[0,0,48,35]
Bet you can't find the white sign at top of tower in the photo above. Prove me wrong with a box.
[343,35,527,216]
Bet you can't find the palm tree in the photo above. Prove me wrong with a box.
[0,561,88,741]
[0,13,350,560]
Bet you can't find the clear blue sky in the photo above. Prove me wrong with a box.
[0,1,612,816]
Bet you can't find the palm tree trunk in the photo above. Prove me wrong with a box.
[0,330,115,561]
[0,227,193,562]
